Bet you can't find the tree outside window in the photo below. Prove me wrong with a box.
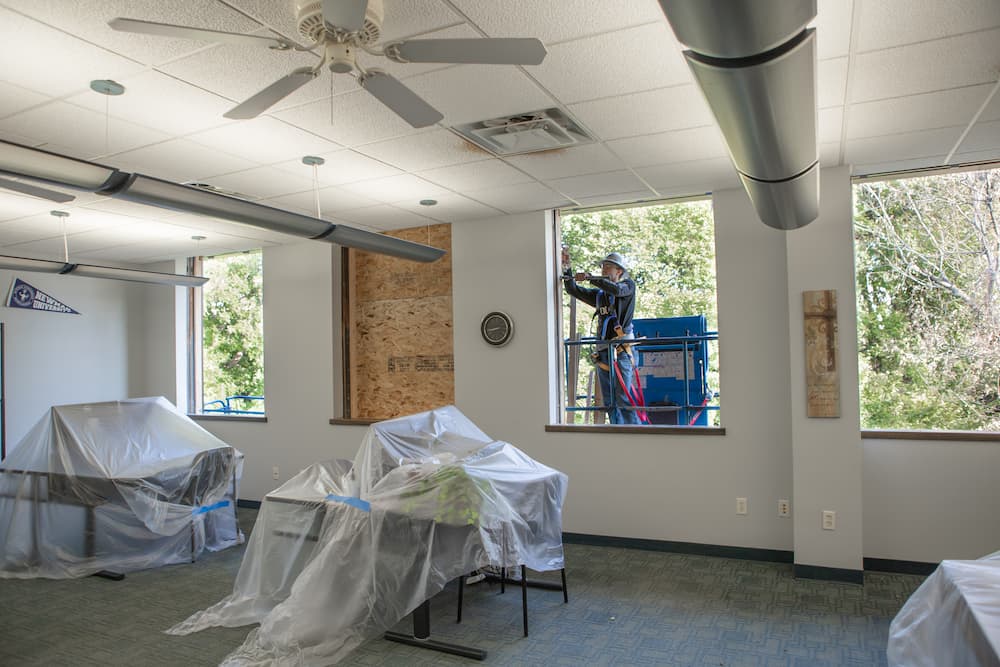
[853,167,999,431]
[201,250,265,415]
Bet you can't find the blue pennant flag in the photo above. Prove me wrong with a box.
[6,278,79,315]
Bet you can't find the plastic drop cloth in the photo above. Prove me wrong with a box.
[0,397,244,579]
[888,550,1000,667]
[169,405,568,666]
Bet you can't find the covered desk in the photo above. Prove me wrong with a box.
[0,397,244,579]
[170,406,568,666]
[888,550,1000,667]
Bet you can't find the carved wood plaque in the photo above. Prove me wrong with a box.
[803,289,840,418]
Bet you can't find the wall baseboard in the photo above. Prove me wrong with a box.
[237,499,262,509]
[794,563,864,584]
[562,532,794,563]
[863,557,938,576]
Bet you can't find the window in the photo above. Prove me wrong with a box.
[557,200,720,426]
[190,250,265,416]
[853,166,999,432]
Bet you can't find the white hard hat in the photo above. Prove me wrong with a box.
[601,252,627,271]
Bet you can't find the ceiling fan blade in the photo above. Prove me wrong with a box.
[387,38,547,65]
[109,18,293,50]
[321,0,369,32]
[359,71,443,128]
[224,68,319,120]
[0,177,75,203]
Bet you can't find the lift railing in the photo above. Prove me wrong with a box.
[563,333,719,425]
[203,395,265,415]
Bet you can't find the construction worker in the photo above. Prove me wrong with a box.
[562,252,642,425]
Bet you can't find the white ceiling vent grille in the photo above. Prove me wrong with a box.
[452,108,596,156]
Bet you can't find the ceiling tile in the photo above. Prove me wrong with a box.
[850,29,1000,103]
[569,85,713,141]
[355,129,488,171]
[376,0,464,41]
[417,158,534,191]
[606,125,727,168]
[201,166,317,200]
[188,117,340,166]
[951,147,1000,166]
[0,81,50,119]
[394,193,504,223]
[404,65,555,126]
[271,150,402,186]
[530,22,689,105]
[273,88,421,146]
[0,190,64,222]
[334,205,439,232]
[79,197,186,219]
[109,139,258,182]
[448,0,665,44]
[0,101,169,160]
[163,213,304,245]
[819,107,843,145]
[7,220,179,257]
[0,0,263,66]
[266,184,380,215]
[856,0,1000,52]
[957,120,1000,153]
[465,181,571,213]
[844,126,962,165]
[847,84,997,139]
[506,143,627,179]
[158,42,327,114]
[546,170,652,199]
[340,174,450,204]
[820,142,842,167]
[818,57,848,109]
[573,189,663,209]
[635,158,740,196]
[0,7,146,98]
[66,70,236,137]
[813,0,855,59]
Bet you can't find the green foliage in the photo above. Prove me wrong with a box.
[854,169,1000,431]
[202,251,265,412]
[560,201,720,424]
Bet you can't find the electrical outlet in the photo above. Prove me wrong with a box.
[736,497,748,515]
[272,466,279,480]
[822,510,836,530]
[778,499,790,517]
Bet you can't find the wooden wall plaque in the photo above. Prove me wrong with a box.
[803,289,840,418]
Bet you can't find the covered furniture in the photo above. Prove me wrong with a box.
[0,397,244,579]
[170,405,568,666]
[888,550,1000,667]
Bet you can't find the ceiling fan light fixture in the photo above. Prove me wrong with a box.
[452,108,595,156]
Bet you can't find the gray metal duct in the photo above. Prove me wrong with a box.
[659,0,820,230]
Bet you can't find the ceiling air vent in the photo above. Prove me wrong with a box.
[452,108,595,156]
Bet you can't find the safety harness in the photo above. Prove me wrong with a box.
[592,291,649,424]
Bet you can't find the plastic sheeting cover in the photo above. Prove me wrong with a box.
[0,397,244,579]
[170,405,568,666]
[888,550,1000,667]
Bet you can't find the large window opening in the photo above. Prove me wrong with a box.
[853,166,999,432]
[194,250,265,416]
[558,200,720,426]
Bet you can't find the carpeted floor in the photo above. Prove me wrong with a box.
[0,508,926,666]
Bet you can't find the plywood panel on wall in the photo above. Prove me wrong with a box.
[346,224,453,420]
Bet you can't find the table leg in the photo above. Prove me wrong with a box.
[383,599,487,660]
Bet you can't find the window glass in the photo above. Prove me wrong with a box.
[559,201,720,426]
[199,250,265,416]
[853,167,999,431]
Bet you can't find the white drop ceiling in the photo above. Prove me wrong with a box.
[0,0,997,265]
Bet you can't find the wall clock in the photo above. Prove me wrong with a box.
[480,311,513,347]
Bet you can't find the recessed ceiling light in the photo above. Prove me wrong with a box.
[419,199,437,206]
[90,79,125,96]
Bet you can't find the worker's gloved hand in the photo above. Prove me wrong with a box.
[575,272,591,281]
[561,267,573,281]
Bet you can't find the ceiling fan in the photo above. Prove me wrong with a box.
[109,0,547,128]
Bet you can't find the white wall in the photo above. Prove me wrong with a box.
[118,170,999,567]
[1,270,135,450]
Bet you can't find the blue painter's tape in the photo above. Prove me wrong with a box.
[325,494,371,512]
[192,500,230,515]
